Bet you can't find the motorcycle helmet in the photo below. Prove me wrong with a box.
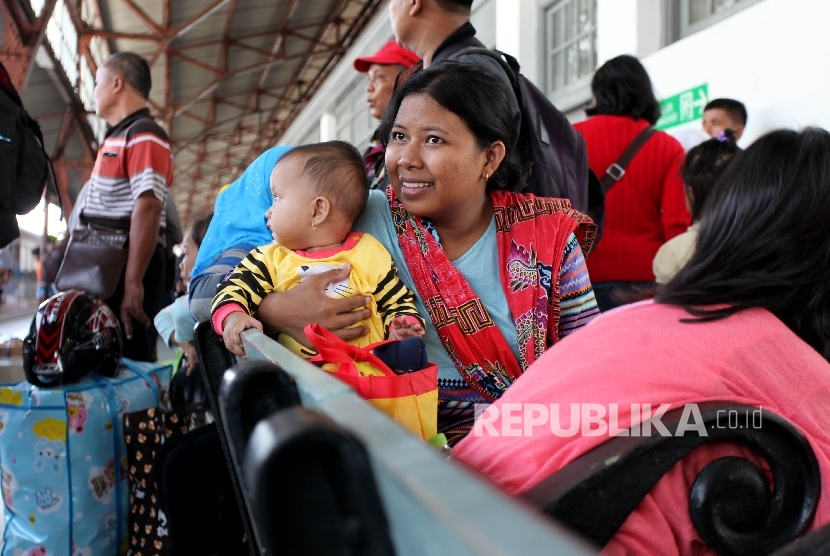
[23,290,122,387]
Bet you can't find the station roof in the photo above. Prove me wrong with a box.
[5,0,384,227]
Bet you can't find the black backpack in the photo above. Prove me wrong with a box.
[0,60,51,249]
[447,47,605,238]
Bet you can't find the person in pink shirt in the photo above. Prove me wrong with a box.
[454,127,830,555]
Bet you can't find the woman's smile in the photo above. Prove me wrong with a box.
[400,179,434,198]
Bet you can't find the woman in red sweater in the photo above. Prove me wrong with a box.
[575,55,690,312]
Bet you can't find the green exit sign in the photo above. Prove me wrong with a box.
[656,84,709,130]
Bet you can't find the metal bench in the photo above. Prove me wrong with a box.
[207,327,826,555]
[231,328,595,555]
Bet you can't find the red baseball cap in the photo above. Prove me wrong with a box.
[353,41,419,73]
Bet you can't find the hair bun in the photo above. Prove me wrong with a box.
[716,128,737,143]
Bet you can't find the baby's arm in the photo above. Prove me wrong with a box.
[220,310,263,357]
[374,263,426,340]
[212,247,276,356]
[212,247,276,315]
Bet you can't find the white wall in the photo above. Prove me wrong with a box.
[598,0,830,146]
[495,0,539,83]
[281,0,504,147]
[597,0,639,64]
[284,0,830,150]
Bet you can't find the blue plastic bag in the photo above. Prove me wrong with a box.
[0,358,172,556]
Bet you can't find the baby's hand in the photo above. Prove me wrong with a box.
[388,316,425,340]
[222,312,264,357]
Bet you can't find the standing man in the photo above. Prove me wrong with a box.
[80,52,173,361]
[353,40,419,188]
[702,98,747,140]
[388,0,522,171]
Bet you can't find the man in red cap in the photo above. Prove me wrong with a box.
[353,40,419,188]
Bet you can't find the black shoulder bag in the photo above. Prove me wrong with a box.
[600,126,657,193]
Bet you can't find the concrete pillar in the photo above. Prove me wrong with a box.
[319,112,337,142]
[495,0,540,83]
[637,0,663,59]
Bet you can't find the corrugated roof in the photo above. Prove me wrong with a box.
[88,0,384,225]
[7,0,385,226]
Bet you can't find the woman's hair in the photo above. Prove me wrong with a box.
[378,61,520,191]
[585,55,661,125]
[683,129,741,221]
[657,127,830,360]
[190,212,213,248]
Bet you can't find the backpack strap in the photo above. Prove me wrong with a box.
[600,126,657,193]
[444,46,521,90]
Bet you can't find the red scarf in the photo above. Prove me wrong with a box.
[389,187,595,401]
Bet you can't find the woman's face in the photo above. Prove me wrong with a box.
[385,94,495,224]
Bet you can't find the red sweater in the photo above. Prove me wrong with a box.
[574,115,689,282]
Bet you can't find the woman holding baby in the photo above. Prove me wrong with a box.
[256,62,599,445]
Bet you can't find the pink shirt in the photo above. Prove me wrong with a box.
[454,300,830,555]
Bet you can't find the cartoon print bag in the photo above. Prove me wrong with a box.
[305,323,438,441]
[0,358,172,556]
[123,405,209,556]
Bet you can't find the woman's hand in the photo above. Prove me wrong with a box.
[256,264,371,348]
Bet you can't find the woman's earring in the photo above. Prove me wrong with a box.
[485,173,490,180]
[312,221,317,230]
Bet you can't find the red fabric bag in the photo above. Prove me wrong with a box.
[305,323,438,441]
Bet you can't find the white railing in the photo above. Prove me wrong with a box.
[240,329,597,556]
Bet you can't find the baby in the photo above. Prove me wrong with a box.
[653,129,741,283]
[211,141,425,364]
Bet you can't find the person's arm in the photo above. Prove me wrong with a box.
[121,191,162,340]
[220,312,263,357]
[170,295,197,344]
[122,127,172,340]
[661,144,692,241]
[188,245,250,323]
[556,233,601,340]
[211,247,276,317]
[653,240,682,285]
[153,303,177,349]
[165,195,183,247]
[67,183,88,232]
[256,265,371,349]
[373,263,425,335]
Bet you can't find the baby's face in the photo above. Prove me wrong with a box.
[267,155,315,250]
